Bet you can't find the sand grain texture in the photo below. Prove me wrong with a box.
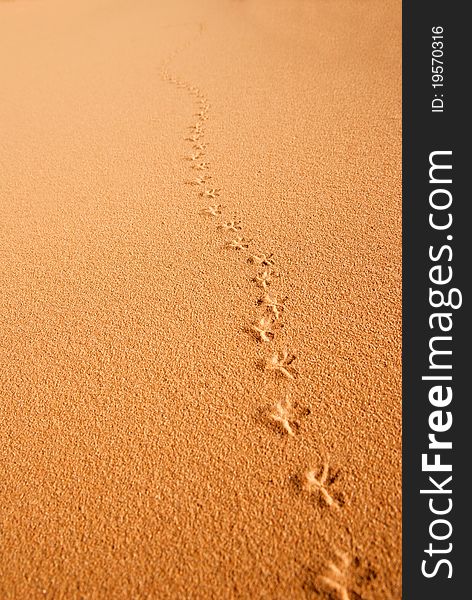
[0,1,401,598]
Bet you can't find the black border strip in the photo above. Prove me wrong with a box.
[403,2,466,597]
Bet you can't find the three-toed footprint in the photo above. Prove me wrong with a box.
[248,253,275,267]
[200,188,221,199]
[257,292,286,320]
[225,237,250,250]
[303,457,344,509]
[192,161,210,170]
[251,315,277,343]
[218,219,242,233]
[265,350,297,379]
[253,267,274,290]
[200,204,225,216]
[270,394,296,436]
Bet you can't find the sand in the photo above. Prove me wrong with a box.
[0,0,401,598]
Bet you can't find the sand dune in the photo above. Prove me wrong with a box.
[0,0,401,598]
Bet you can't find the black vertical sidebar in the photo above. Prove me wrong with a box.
[403,2,467,598]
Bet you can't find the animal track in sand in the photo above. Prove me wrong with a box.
[160,42,372,600]
[186,134,202,143]
[192,162,210,171]
[317,550,352,600]
[189,123,203,133]
[160,43,367,600]
[266,349,297,379]
[251,315,276,343]
[162,49,335,562]
[315,551,378,600]
[253,267,275,290]
[187,153,203,161]
[225,237,250,250]
[303,457,343,508]
[270,394,296,436]
[264,350,297,379]
[200,188,221,199]
[248,253,275,267]
[200,204,225,216]
[218,219,242,233]
[187,175,211,186]
[257,292,286,320]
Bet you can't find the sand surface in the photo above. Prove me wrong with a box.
[0,1,401,598]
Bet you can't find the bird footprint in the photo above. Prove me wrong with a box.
[248,253,275,267]
[201,188,221,199]
[200,204,225,216]
[252,315,276,343]
[318,550,351,600]
[270,394,296,436]
[187,153,202,161]
[189,121,203,130]
[218,219,242,233]
[303,457,343,508]
[253,267,275,290]
[266,349,297,379]
[225,237,250,250]
[187,178,205,186]
[257,292,286,320]
[192,162,210,170]
[316,550,376,600]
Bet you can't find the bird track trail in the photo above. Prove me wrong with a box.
[161,30,377,600]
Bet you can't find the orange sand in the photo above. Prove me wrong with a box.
[0,0,401,598]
